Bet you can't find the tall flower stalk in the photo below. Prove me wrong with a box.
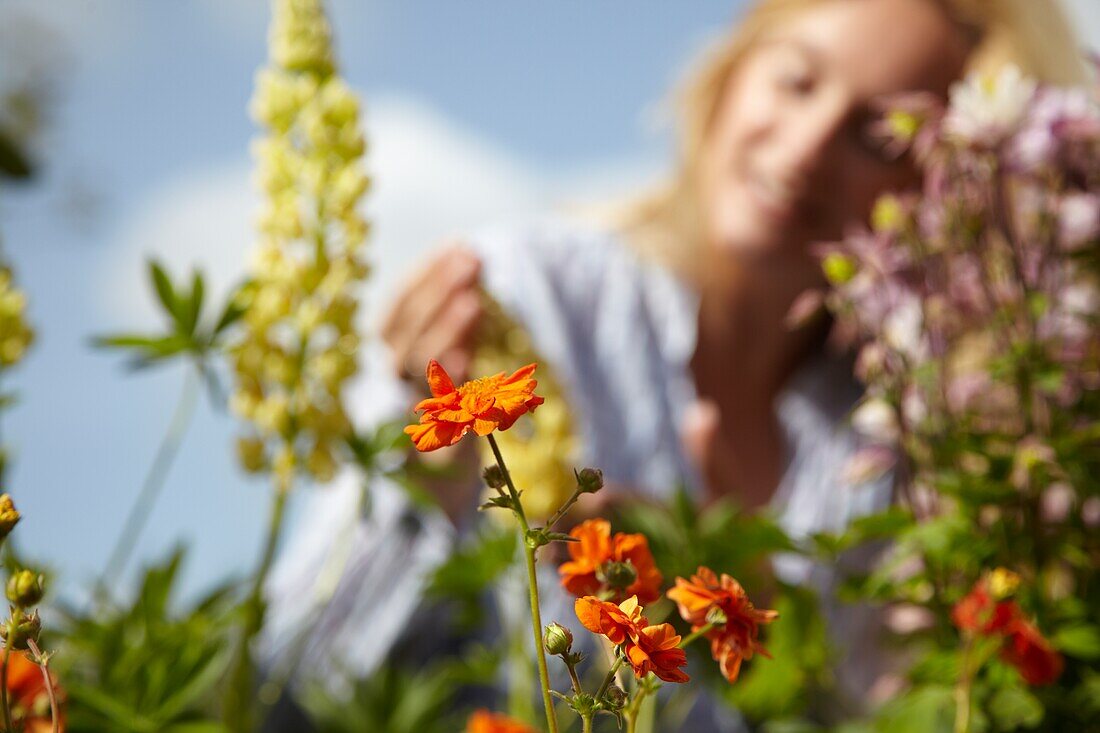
[224,0,369,728]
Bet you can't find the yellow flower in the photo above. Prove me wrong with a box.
[233,0,369,485]
[0,268,33,369]
[473,293,578,521]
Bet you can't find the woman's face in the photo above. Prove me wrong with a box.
[701,0,970,268]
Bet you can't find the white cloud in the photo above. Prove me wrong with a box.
[99,95,660,329]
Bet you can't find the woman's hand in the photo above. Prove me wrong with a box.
[380,243,483,384]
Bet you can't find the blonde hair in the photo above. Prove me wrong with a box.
[617,0,1089,278]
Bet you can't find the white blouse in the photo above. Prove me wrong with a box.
[261,219,893,718]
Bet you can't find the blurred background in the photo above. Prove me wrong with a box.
[0,0,1097,603]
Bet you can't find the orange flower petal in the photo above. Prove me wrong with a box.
[465,709,538,733]
[404,420,468,452]
[425,359,456,397]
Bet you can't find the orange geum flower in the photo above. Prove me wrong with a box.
[576,596,689,684]
[465,709,537,733]
[404,360,545,452]
[626,623,690,683]
[951,574,1021,635]
[1001,619,1064,687]
[575,595,646,645]
[558,519,663,604]
[667,566,778,683]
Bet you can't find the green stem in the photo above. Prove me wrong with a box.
[223,473,291,733]
[27,639,59,733]
[543,483,586,530]
[679,622,715,648]
[595,656,624,701]
[581,714,593,733]
[565,659,584,695]
[96,368,199,604]
[954,635,974,733]
[486,434,559,733]
[1,636,12,733]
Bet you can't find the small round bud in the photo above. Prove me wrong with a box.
[576,468,604,494]
[1,610,40,651]
[482,465,507,490]
[0,495,19,540]
[603,684,627,711]
[6,570,43,609]
[236,436,267,473]
[597,561,637,591]
[822,253,857,285]
[543,622,574,656]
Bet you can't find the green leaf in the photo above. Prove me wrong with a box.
[212,285,247,336]
[1052,623,1100,660]
[162,723,231,733]
[177,269,205,337]
[149,260,181,324]
[150,646,232,721]
[987,686,1044,730]
[871,685,954,733]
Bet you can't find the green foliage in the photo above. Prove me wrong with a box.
[55,548,235,733]
[614,487,795,594]
[426,524,518,628]
[724,587,830,722]
[868,685,955,733]
[301,645,500,733]
[94,260,244,374]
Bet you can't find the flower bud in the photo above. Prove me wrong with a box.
[885,109,923,142]
[0,495,19,540]
[576,467,604,494]
[1,610,40,650]
[871,194,908,234]
[6,571,43,608]
[597,560,637,591]
[236,436,267,473]
[543,622,573,656]
[603,684,627,711]
[822,252,857,285]
[987,568,1021,600]
[482,465,507,490]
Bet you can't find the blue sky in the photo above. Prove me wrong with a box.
[0,0,1097,602]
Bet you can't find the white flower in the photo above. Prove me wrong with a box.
[883,296,926,361]
[943,65,1036,148]
[1058,192,1100,252]
[851,398,900,443]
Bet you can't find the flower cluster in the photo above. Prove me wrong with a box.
[231,0,370,485]
[405,362,776,732]
[819,66,1098,727]
[0,267,32,369]
[558,519,662,604]
[952,570,1063,687]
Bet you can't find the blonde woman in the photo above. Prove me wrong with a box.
[263,0,1088,727]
